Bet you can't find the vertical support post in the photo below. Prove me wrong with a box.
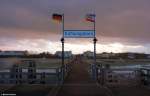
[93,38,97,80]
[61,14,65,82]
[93,14,98,81]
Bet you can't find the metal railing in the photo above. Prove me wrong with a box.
[89,63,144,86]
[0,60,72,85]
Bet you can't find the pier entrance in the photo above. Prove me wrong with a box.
[56,56,110,96]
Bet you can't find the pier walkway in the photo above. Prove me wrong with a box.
[56,56,111,96]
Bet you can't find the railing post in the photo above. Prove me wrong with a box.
[101,68,105,85]
[56,68,59,84]
[60,66,64,83]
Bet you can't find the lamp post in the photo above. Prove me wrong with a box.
[61,37,65,82]
[61,14,65,82]
[93,37,98,80]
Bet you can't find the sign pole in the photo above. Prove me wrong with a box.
[93,38,97,80]
[93,14,97,81]
[61,14,65,82]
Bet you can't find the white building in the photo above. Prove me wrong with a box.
[97,53,116,58]
[83,51,94,58]
[100,53,110,58]
[0,51,28,56]
[55,51,72,58]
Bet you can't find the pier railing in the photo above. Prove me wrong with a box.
[0,60,72,85]
[89,63,143,86]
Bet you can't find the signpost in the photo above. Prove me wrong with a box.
[64,30,95,38]
[63,29,98,81]
[53,13,98,83]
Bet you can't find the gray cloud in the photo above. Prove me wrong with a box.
[0,0,150,52]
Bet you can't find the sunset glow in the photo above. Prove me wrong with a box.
[0,38,147,54]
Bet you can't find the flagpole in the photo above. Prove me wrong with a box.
[61,13,65,82]
[94,14,96,37]
[93,14,97,81]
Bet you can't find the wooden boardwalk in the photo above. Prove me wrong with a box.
[56,56,111,96]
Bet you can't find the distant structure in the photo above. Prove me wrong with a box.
[55,51,72,58]
[83,52,150,59]
[83,51,94,58]
[97,52,116,59]
[0,51,28,57]
[127,53,135,59]
[83,51,116,59]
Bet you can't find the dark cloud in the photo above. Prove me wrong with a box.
[0,0,150,52]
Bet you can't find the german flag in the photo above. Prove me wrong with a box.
[85,14,95,22]
[52,13,63,22]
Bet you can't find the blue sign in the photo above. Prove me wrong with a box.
[64,30,95,38]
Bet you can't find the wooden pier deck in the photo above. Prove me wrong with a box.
[56,56,111,96]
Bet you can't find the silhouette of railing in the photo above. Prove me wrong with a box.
[0,60,72,85]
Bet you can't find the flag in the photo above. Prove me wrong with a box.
[52,13,63,22]
[85,14,95,22]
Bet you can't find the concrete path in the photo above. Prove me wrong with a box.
[56,56,110,96]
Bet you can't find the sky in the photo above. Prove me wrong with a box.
[0,0,150,54]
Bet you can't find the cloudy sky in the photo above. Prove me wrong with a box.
[0,0,150,54]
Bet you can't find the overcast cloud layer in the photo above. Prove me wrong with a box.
[0,0,150,53]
